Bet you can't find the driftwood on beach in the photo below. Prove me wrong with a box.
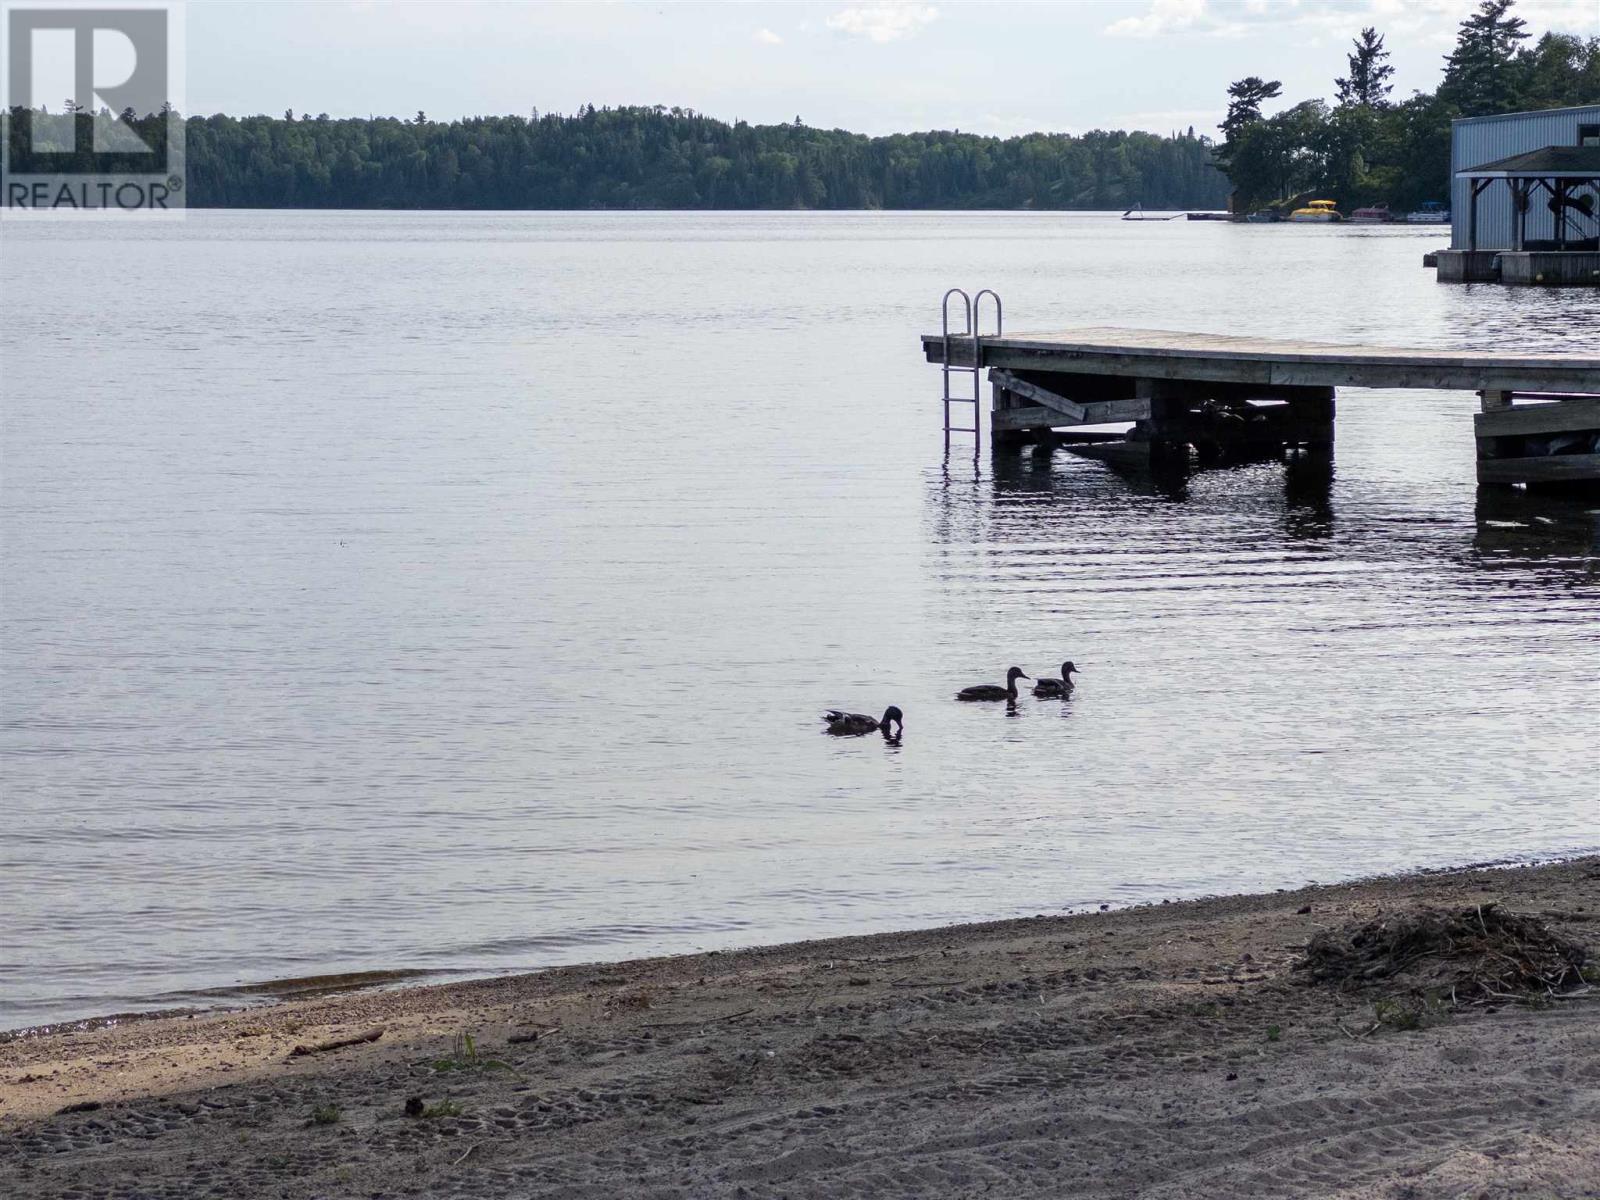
[286,1026,385,1059]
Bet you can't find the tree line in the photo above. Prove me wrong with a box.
[1214,0,1600,213]
[6,102,1227,210]
[162,109,1225,210]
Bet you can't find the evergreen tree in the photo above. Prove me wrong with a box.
[1439,0,1532,116]
[1335,27,1394,108]
[1220,77,1283,143]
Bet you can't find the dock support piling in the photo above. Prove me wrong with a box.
[989,371,1338,468]
[1474,392,1600,493]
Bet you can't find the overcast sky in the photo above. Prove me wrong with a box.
[187,0,1600,137]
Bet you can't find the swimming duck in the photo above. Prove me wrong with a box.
[823,706,903,738]
[1032,662,1080,697]
[956,667,1030,702]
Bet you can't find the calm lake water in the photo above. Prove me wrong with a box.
[3,212,1597,1031]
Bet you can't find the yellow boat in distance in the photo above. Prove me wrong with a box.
[1288,199,1343,223]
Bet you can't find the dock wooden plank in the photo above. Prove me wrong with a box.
[992,405,1067,432]
[989,369,1086,421]
[1477,452,1600,484]
[1474,397,1600,438]
[923,326,1600,393]
[992,399,1152,431]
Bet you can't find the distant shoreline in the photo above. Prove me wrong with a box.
[111,106,1233,211]
[85,205,1239,214]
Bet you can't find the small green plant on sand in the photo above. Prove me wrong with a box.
[422,1099,464,1119]
[1265,1024,1282,1043]
[310,1103,341,1126]
[432,1030,511,1074]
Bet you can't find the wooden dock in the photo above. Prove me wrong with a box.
[922,325,1600,489]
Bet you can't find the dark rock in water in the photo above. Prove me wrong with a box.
[403,1096,425,1118]
[1297,905,1312,915]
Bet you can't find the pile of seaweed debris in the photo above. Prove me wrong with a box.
[1295,903,1589,1004]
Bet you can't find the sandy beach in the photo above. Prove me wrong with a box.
[3,856,1597,1199]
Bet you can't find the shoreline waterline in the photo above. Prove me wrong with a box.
[7,847,1596,1041]
[4,853,1597,1197]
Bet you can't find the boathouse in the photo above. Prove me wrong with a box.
[1437,103,1600,285]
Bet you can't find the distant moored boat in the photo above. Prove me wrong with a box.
[1288,200,1342,223]
[1350,205,1394,223]
[1404,201,1451,224]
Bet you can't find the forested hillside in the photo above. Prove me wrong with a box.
[180,109,1227,210]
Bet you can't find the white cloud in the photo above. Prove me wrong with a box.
[754,27,783,45]
[824,4,939,44]
[1516,0,1600,30]
[1105,0,1208,39]
[1111,0,1598,42]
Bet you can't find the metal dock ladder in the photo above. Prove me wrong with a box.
[941,288,1002,457]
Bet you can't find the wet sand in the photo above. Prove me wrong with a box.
[3,856,1598,1199]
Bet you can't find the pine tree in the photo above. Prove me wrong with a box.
[1439,0,1531,116]
[1220,77,1283,143]
[1335,27,1394,108]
